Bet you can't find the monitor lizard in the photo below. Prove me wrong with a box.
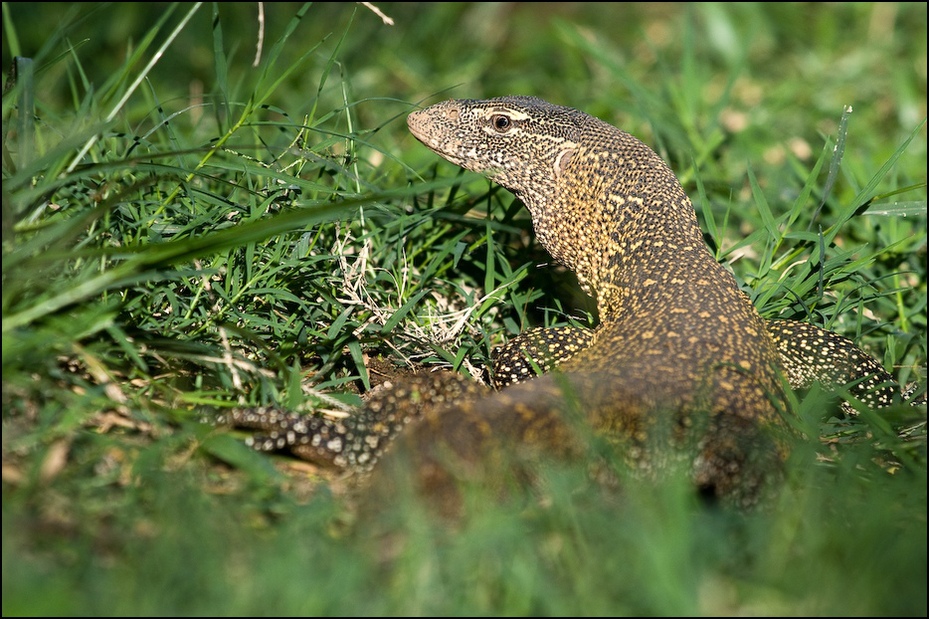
[226,96,923,510]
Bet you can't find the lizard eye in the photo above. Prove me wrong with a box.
[491,114,512,132]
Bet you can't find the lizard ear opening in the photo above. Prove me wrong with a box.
[554,147,576,179]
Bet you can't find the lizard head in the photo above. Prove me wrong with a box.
[407,96,585,210]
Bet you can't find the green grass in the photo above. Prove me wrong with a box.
[2,2,927,616]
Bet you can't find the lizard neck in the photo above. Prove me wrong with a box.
[522,144,714,321]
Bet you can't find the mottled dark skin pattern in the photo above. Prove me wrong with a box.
[227,96,922,512]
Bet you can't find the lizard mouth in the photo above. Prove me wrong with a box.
[407,100,470,148]
[408,104,506,181]
[407,109,445,151]
[406,108,429,138]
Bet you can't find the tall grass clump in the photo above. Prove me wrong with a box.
[2,2,927,616]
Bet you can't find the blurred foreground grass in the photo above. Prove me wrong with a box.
[2,2,926,615]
